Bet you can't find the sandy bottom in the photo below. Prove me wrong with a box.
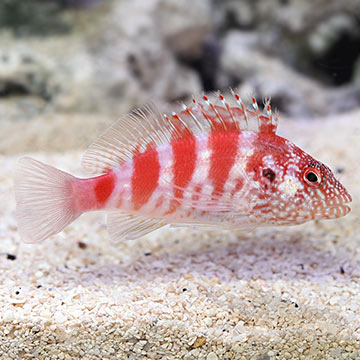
[1,110,360,359]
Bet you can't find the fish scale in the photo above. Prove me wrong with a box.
[14,93,352,243]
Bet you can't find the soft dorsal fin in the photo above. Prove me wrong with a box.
[81,103,172,175]
[81,94,279,175]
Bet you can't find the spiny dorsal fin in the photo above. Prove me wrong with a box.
[81,94,279,175]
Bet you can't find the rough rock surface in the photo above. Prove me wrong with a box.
[1,110,360,359]
[1,0,359,118]
[0,0,210,114]
[220,30,360,117]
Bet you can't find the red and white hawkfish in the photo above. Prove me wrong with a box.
[15,93,352,243]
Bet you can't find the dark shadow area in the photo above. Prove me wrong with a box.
[53,232,358,287]
[313,25,360,86]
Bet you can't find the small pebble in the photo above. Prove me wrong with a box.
[3,310,13,322]
[207,352,218,360]
[192,336,206,348]
[78,241,87,249]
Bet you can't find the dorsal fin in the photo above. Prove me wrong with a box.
[81,94,279,175]
[81,103,172,175]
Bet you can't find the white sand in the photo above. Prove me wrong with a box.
[1,111,360,359]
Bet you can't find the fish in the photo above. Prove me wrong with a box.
[14,92,352,243]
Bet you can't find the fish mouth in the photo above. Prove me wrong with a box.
[326,191,352,218]
[314,203,352,220]
[330,203,351,216]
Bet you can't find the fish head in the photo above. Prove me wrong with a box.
[273,144,352,223]
[296,158,351,220]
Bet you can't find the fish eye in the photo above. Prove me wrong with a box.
[303,167,322,186]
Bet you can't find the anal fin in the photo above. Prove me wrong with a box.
[107,212,167,241]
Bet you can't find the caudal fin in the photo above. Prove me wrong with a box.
[14,157,80,243]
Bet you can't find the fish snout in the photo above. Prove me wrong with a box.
[317,197,352,220]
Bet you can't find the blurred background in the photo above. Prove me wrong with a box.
[1,0,360,154]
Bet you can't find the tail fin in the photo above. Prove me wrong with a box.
[14,157,80,243]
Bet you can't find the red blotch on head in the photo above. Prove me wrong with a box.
[94,171,116,205]
[245,133,288,177]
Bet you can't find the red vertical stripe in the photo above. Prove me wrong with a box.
[209,131,239,195]
[172,135,197,197]
[94,171,116,205]
[132,146,160,210]
[171,136,196,194]
[165,135,197,215]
